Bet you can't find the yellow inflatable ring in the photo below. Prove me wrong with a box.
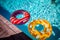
[28,19,52,40]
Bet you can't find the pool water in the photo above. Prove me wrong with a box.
[16,14,24,19]
[35,24,44,32]
[0,0,60,40]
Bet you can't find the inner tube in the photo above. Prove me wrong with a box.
[10,10,30,25]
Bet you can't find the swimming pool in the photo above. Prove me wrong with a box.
[0,0,60,40]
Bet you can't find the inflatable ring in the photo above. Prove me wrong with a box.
[28,19,52,40]
[10,10,30,24]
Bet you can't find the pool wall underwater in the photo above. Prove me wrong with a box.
[0,0,60,40]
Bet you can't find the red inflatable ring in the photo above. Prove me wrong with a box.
[10,10,30,24]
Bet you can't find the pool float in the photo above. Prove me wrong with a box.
[28,19,52,40]
[10,10,30,24]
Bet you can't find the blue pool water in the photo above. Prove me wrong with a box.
[35,24,44,32]
[16,14,24,19]
[0,0,60,40]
